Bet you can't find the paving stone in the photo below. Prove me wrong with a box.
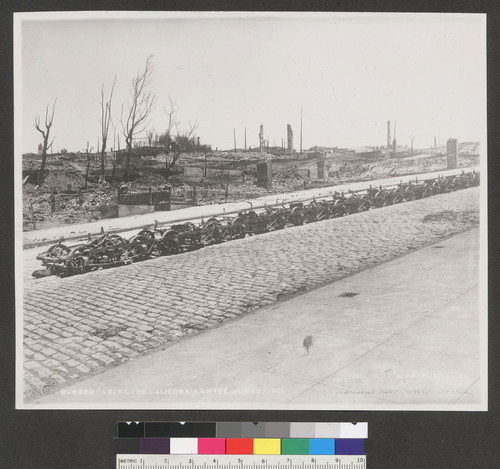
[52,353,70,362]
[65,359,80,368]
[41,348,57,356]
[92,353,116,365]
[34,365,54,379]
[49,373,66,384]
[42,358,61,368]
[76,364,91,373]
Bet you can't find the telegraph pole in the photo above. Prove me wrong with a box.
[393,121,397,155]
[300,106,303,158]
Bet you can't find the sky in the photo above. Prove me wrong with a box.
[16,12,486,154]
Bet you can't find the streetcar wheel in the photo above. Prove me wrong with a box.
[275,213,286,229]
[372,192,386,208]
[391,193,403,205]
[127,234,151,259]
[67,245,89,274]
[290,207,304,226]
[404,190,416,201]
[359,196,371,211]
[206,217,221,227]
[161,230,181,254]
[107,234,125,245]
[231,218,247,238]
[46,243,71,258]
[138,229,155,238]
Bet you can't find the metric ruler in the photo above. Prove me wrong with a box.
[116,455,367,469]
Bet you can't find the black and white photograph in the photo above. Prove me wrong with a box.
[15,11,487,410]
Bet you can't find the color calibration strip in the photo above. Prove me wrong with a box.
[116,422,367,456]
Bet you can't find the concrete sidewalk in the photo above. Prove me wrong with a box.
[29,228,484,410]
[22,167,478,248]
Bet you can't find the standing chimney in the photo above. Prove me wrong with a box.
[287,124,294,151]
[387,121,391,148]
[259,125,264,152]
[446,138,458,169]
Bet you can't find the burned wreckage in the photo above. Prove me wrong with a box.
[33,171,479,278]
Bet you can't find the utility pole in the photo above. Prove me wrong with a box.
[233,128,236,151]
[300,106,303,158]
[393,121,397,154]
[244,127,247,150]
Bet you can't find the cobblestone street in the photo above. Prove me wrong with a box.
[22,187,480,400]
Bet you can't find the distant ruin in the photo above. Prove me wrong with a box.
[287,124,294,151]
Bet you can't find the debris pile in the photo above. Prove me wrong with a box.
[344,154,479,182]
[23,188,117,231]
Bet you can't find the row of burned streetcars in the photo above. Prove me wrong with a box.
[34,171,479,278]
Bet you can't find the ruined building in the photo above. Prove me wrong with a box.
[287,124,294,151]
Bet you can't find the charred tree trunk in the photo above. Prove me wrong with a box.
[85,157,91,189]
[34,100,57,186]
[99,77,116,184]
[124,134,133,181]
[99,139,107,184]
[39,139,49,184]
[83,142,93,189]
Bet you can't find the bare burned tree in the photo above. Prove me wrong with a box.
[99,76,116,183]
[121,56,157,181]
[159,96,179,160]
[34,99,57,185]
[158,97,199,179]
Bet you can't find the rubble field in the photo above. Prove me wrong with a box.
[22,151,479,231]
